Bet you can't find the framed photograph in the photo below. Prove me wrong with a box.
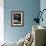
[11,11,24,27]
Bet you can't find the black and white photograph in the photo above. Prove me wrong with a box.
[11,11,24,26]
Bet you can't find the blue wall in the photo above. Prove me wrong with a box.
[4,0,40,42]
[40,0,46,27]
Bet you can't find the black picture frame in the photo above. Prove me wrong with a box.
[11,11,24,27]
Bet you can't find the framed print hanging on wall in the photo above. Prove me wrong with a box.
[11,11,24,27]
